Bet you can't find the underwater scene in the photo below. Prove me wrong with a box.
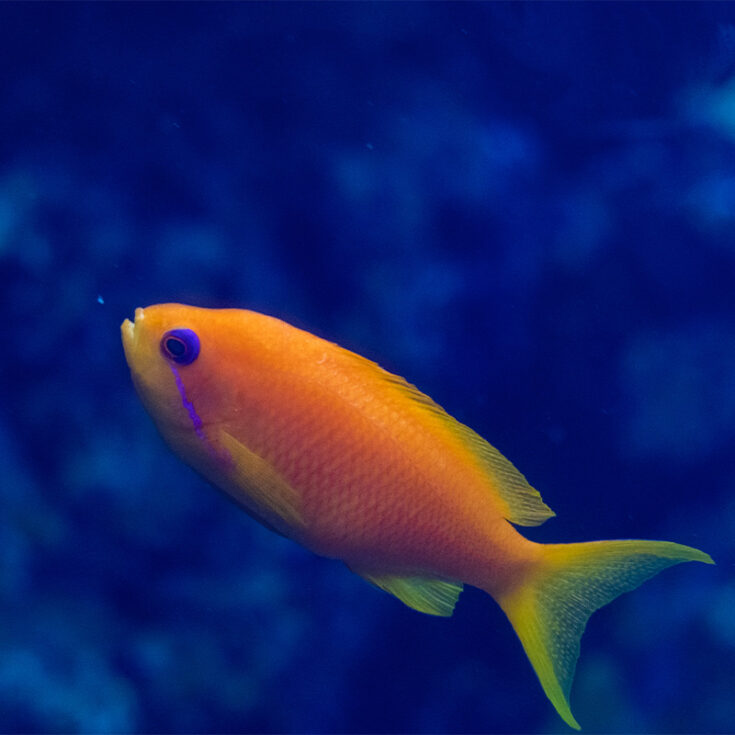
[2,3,734,733]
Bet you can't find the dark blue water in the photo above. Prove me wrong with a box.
[1,3,732,733]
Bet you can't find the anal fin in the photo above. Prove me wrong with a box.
[354,569,463,616]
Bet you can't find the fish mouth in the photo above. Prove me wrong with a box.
[121,307,145,362]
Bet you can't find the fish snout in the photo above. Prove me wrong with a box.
[120,307,146,363]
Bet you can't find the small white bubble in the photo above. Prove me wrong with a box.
[97,294,105,305]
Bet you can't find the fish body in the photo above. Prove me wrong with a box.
[122,304,713,729]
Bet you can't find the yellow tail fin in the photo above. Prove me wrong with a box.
[496,539,713,730]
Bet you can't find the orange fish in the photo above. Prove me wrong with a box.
[121,303,713,729]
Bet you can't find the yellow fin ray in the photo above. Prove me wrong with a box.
[355,569,463,617]
[219,430,303,531]
[389,378,555,526]
[335,346,554,526]
[497,539,714,730]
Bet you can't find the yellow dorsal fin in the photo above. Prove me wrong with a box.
[336,347,554,526]
[354,569,463,616]
[219,430,304,532]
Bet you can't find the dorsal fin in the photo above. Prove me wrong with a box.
[336,348,555,527]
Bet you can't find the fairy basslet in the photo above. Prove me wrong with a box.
[121,303,713,729]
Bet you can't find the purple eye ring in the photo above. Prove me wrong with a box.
[160,328,200,365]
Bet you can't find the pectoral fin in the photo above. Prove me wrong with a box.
[354,569,463,616]
[219,430,304,532]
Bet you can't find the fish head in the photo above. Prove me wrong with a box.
[122,303,306,536]
[121,303,218,437]
[122,302,247,480]
[121,302,287,458]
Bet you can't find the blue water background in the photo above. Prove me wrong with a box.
[1,3,733,733]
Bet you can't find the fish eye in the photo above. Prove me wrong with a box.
[160,328,200,365]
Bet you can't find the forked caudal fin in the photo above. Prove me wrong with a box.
[495,539,714,730]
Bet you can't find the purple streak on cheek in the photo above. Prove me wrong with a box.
[169,364,206,442]
[167,365,234,470]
